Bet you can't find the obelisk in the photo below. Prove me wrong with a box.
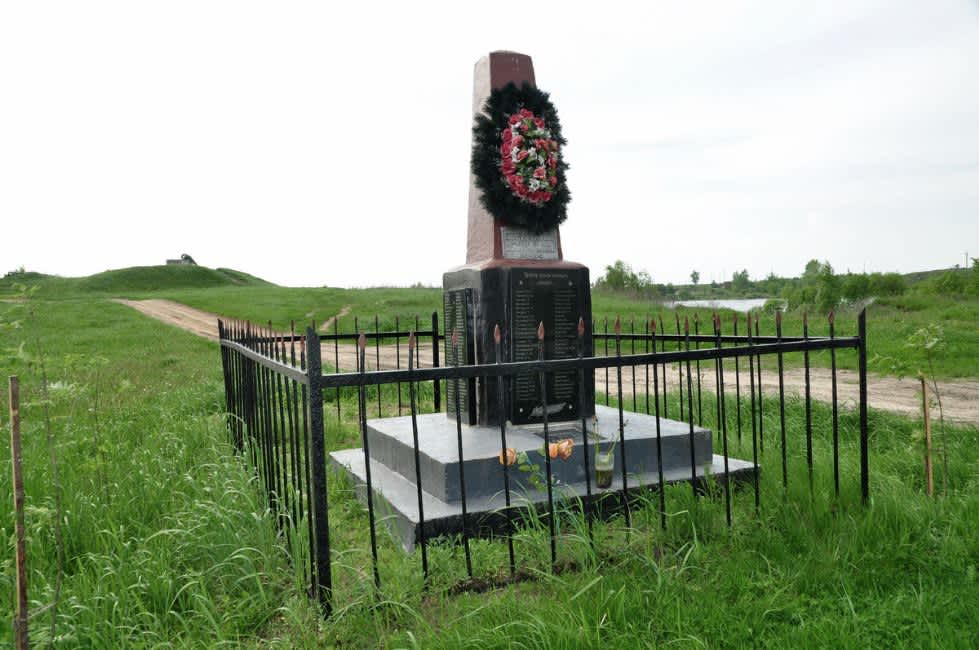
[444,51,594,426]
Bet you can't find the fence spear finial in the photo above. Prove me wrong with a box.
[577,317,585,338]
[776,309,782,327]
[358,332,367,351]
[537,321,545,341]
[650,317,656,333]
[613,315,621,335]
[684,315,690,334]
[828,310,835,325]
[494,323,502,344]
[408,330,415,351]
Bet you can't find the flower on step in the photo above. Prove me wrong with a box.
[548,438,574,461]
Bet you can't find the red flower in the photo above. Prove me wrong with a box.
[502,129,512,143]
[548,155,557,169]
[519,108,533,118]
[512,134,524,148]
[534,117,545,128]
[543,191,552,202]
[509,114,521,125]
[502,160,516,175]
[549,175,558,187]
[516,150,529,162]
[533,166,547,179]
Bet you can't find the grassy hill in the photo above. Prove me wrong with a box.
[0,265,272,298]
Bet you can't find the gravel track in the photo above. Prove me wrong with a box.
[115,298,979,425]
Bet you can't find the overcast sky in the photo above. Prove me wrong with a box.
[2,1,977,287]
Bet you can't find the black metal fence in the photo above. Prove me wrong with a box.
[218,309,868,616]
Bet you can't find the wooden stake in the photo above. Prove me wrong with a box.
[9,376,29,649]
[920,375,934,498]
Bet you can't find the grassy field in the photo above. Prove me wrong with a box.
[5,265,976,379]
[2,271,977,646]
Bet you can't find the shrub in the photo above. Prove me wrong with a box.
[869,272,906,296]
[842,273,872,301]
[934,270,967,296]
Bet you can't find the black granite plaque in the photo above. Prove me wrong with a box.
[444,289,476,423]
[509,269,581,425]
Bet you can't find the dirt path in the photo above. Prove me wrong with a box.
[319,305,351,333]
[115,299,979,425]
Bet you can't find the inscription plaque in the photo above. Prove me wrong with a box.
[501,227,559,261]
[444,289,476,423]
[509,269,580,424]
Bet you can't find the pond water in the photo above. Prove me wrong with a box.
[665,298,785,312]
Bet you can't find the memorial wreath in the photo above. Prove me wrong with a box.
[471,82,570,233]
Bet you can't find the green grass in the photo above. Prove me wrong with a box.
[2,293,977,647]
[5,264,976,378]
[589,290,979,380]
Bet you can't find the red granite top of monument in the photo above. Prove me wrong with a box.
[466,51,568,266]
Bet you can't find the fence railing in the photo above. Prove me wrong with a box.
[218,309,868,617]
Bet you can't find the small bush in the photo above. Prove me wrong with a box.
[869,272,906,296]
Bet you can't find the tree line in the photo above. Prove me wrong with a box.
[594,258,979,310]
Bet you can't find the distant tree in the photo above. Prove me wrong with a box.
[815,262,841,311]
[597,260,632,291]
[803,259,821,281]
[842,273,871,301]
[870,272,906,296]
[731,269,750,293]
[595,260,655,297]
[690,270,700,285]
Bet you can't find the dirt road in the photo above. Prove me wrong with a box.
[115,299,979,425]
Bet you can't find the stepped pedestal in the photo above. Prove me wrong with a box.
[330,405,756,550]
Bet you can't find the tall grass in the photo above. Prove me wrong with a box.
[0,300,292,646]
[2,295,977,647]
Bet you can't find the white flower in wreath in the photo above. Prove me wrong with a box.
[529,178,541,190]
[527,147,537,161]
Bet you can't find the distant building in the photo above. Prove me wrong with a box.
[166,254,197,266]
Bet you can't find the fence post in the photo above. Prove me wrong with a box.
[858,309,869,504]
[305,327,333,615]
[431,311,441,412]
[9,376,29,650]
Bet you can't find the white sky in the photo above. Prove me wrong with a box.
[2,1,977,287]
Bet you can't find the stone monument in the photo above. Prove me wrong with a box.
[330,52,753,550]
[443,51,594,426]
